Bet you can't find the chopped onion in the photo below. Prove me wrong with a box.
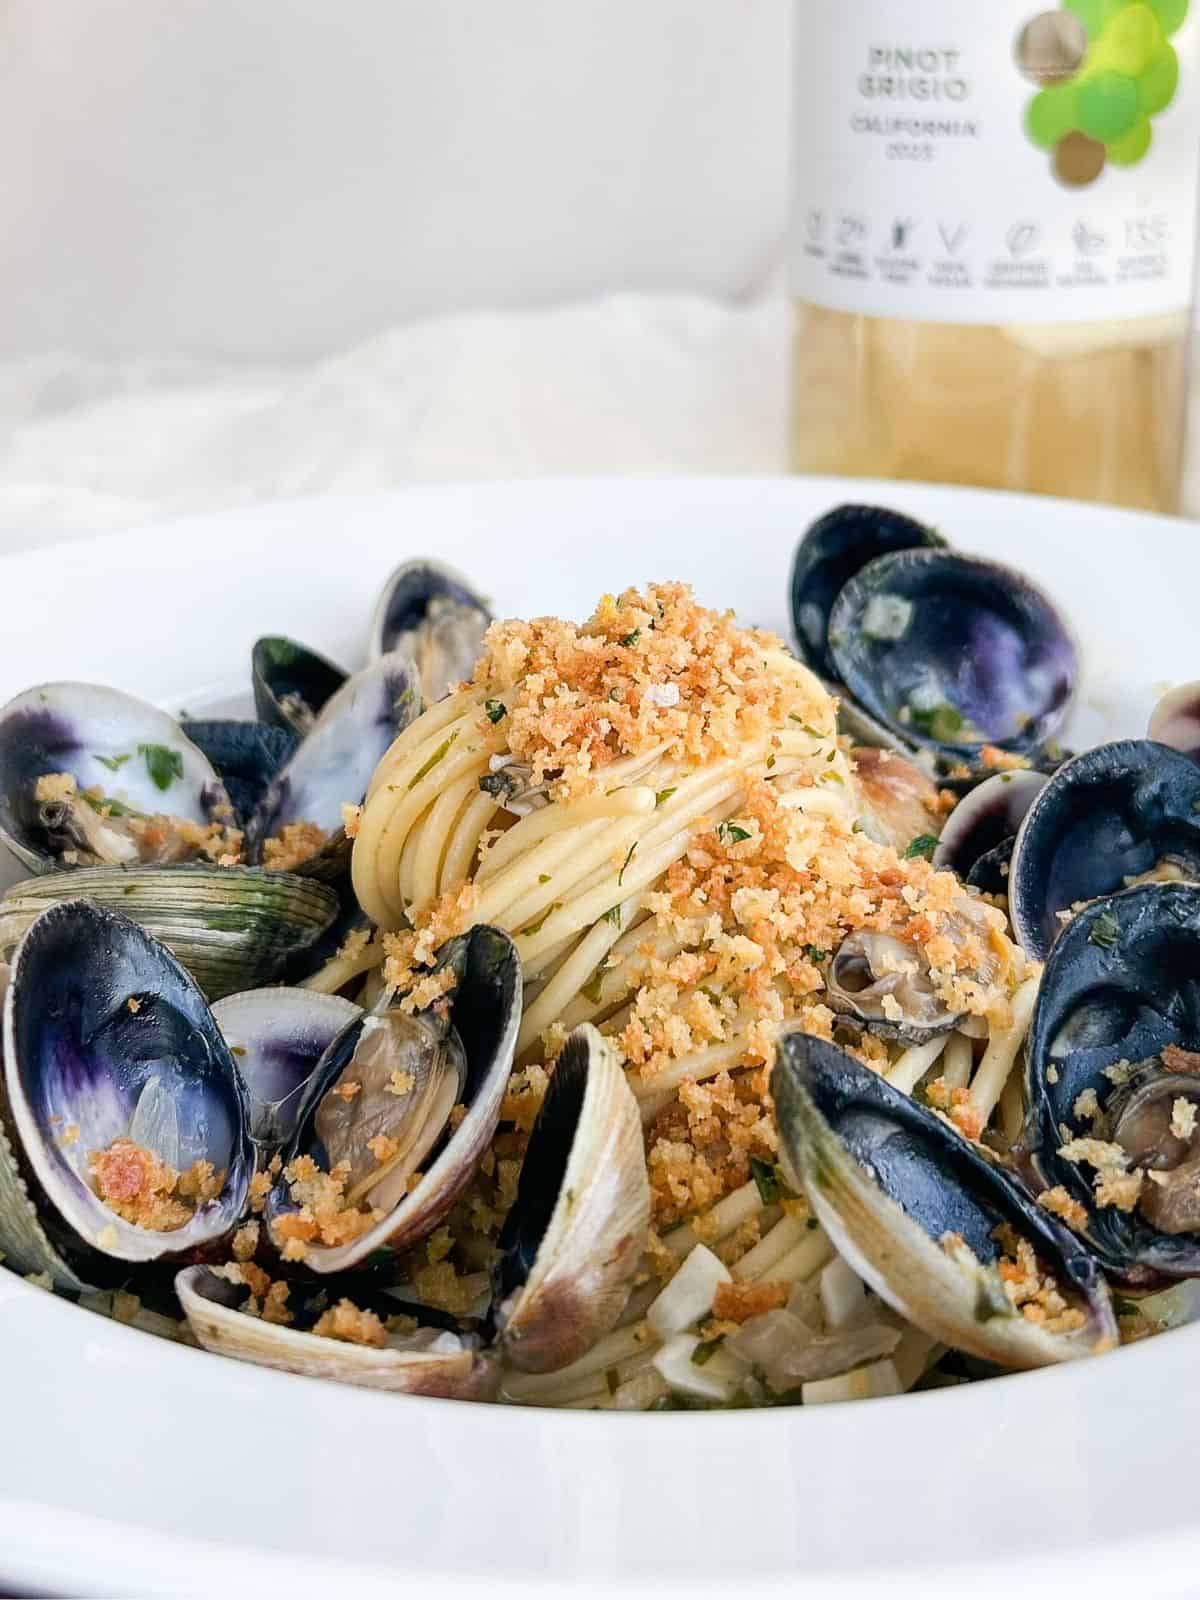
[802,1359,902,1406]
[652,1334,746,1403]
[819,1255,868,1329]
[646,1244,730,1337]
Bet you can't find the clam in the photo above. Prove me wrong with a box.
[789,504,944,679]
[851,746,944,854]
[1008,740,1200,961]
[824,932,961,1045]
[0,865,339,1001]
[1023,882,1200,1286]
[265,925,520,1273]
[492,1023,649,1373]
[933,769,1048,895]
[368,560,491,702]
[0,682,234,875]
[773,1031,1117,1367]
[1148,683,1200,764]
[827,549,1078,764]
[180,719,298,826]
[251,636,348,739]
[210,988,362,1151]
[0,901,251,1290]
[245,653,420,879]
[176,1265,500,1400]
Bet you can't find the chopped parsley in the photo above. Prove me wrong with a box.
[137,743,183,792]
[538,873,551,884]
[909,703,965,745]
[804,945,827,963]
[620,629,641,648]
[749,1155,784,1205]
[717,821,751,846]
[903,833,939,860]
[484,699,507,724]
[655,787,677,808]
[520,902,562,938]
[788,715,824,739]
[581,968,607,1005]
[408,732,457,789]
[81,792,147,820]
[602,905,622,928]
[691,1336,725,1367]
[95,753,131,773]
[1088,911,1120,950]
[618,843,637,886]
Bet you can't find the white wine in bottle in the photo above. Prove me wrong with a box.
[790,1,1200,512]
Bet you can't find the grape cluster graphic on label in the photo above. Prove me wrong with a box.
[1019,0,1188,185]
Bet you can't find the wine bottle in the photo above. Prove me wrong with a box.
[790,1,1200,511]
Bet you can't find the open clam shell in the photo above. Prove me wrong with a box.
[245,653,420,879]
[933,769,1048,895]
[251,636,349,740]
[1009,740,1200,961]
[827,549,1078,764]
[180,719,298,827]
[789,503,944,679]
[176,1265,499,1400]
[211,988,362,1152]
[368,559,491,702]
[493,1024,650,1374]
[772,1031,1117,1367]
[265,925,520,1274]
[0,682,232,875]
[851,746,944,855]
[0,864,339,1001]
[1024,882,1200,1286]
[1148,682,1200,763]
[0,902,252,1290]
[824,932,962,1046]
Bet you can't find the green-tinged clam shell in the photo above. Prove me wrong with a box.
[0,865,339,1001]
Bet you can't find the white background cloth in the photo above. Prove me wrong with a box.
[0,2,1196,552]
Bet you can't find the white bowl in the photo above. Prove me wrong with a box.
[0,477,1194,1599]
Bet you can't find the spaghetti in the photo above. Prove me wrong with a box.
[347,582,1034,1246]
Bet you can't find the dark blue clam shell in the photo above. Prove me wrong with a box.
[244,653,420,872]
[827,549,1077,763]
[369,560,492,667]
[180,719,298,829]
[776,1033,1106,1295]
[251,636,348,740]
[1024,882,1200,1285]
[1009,741,1200,961]
[2,900,252,1280]
[789,503,944,678]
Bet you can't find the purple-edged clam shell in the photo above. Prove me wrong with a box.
[827,549,1078,762]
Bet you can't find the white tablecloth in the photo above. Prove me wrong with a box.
[0,294,1194,552]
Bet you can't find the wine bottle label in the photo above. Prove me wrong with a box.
[791,0,1200,323]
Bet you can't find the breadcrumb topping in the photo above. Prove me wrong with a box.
[88,1139,223,1231]
[470,582,833,797]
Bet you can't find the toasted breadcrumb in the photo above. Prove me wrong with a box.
[1037,1186,1089,1230]
[1057,1137,1143,1212]
[387,1070,416,1097]
[1172,1097,1198,1140]
[88,1139,223,1231]
[311,1299,387,1347]
[262,820,327,872]
[1163,1044,1200,1076]
[711,1279,789,1324]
